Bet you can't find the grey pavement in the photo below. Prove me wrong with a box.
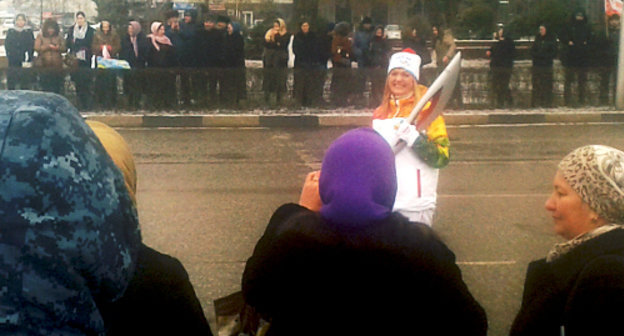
[83,106,624,128]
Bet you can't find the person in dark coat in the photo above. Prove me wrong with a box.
[263,18,291,105]
[85,120,213,336]
[293,20,321,107]
[242,128,488,336]
[223,22,246,107]
[178,10,199,107]
[368,25,390,107]
[486,25,515,108]
[66,11,95,111]
[559,10,591,106]
[402,26,431,71]
[315,22,335,106]
[593,14,620,106]
[146,21,178,109]
[4,13,34,90]
[530,24,557,108]
[511,145,624,336]
[352,17,374,105]
[120,20,149,109]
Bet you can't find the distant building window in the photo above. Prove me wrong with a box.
[243,11,253,27]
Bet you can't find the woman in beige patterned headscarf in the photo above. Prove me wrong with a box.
[511,144,624,336]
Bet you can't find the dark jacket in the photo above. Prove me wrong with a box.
[293,31,320,69]
[263,32,291,69]
[489,35,515,68]
[120,32,149,68]
[559,13,592,68]
[147,41,177,68]
[198,28,227,67]
[511,228,624,336]
[369,34,390,69]
[178,20,199,67]
[353,25,374,66]
[66,25,95,67]
[403,34,431,66]
[98,244,213,336]
[225,30,245,68]
[5,28,34,66]
[242,203,488,336]
[531,32,557,67]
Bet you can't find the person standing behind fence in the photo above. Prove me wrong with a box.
[594,14,620,106]
[486,25,515,108]
[560,10,591,107]
[293,20,321,107]
[263,18,290,106]
[368,25,390,108]
[178,10,199,107]
[432,25,461,108]
[353,16,374,106]
[120,21,149,109]
[403,26,432,72]
[34,18,65,94]
[530,24,557,108]
[330,21,353,107]
[92,20,120,110]
[66,11,95,111]
[146,21,177,109]
[223,22,246,107]
[5,13,34,90]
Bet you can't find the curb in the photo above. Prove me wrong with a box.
[83,111,624,128]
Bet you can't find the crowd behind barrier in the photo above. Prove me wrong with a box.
[0,62,617,111]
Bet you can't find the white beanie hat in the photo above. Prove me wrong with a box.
[387,48,421,81]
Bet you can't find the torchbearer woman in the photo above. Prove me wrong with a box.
[372,48,450,226]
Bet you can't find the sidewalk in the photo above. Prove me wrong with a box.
[82,106,624,128]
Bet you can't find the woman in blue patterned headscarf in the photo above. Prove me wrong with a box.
[0,91,140,335]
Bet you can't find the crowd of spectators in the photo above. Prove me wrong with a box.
[2,10,622,110]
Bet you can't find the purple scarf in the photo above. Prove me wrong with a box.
[320,128,397,227]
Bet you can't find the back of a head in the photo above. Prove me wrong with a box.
[0,91,140,334]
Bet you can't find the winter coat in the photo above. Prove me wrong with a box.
[559,14,591,68]
[66,24,95,67]
[242,203,488,336]
[0,91,141,335]
[178,20,199,67]
[147,41,177,68]
[34,33,66,68]
[198,28,227,67]
[92,28,121,58]
[433,29,456,68]
[293,31,320,69]
[264,30,290,68]
[489,36,515,68]
[331,34,352,68]
[225,30,245,68]
[98,244,213,335]
[120,32,149,68]
[511,228,624,336]
[5,28,34,66]
[369,35,390,69]
[353,25,374,66]
[531,32,557,67]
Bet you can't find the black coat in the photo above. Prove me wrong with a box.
[369,36,390,69]
[511,228,624,336]
[559,15,592,68]
[198,28,226,67]
[147,41,177,68]
[489,36,515,68]
[242,204,488,336]
[224,31,245,68]
[293,31,320,69]
[66,25,95,67]
[531,33,557,67]
[5,28,34,66]
[120,32,149,69]
[98,244,213,335]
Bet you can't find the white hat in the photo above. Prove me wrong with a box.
[387,48,421,81]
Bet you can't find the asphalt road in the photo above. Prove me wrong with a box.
[118,122,624,335]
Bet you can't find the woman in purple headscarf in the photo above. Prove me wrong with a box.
[242,128,487,336]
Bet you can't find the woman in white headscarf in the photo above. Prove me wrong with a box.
[511,145,624,335]
[146,21,177,109]
[66,11,95,110]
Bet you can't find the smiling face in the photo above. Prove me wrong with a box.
[15,16,25,28]
[102,21,110,33]
[157,25,165,36]
[539,25,546,36]
[545,170,601,240]
[387,68,416,97]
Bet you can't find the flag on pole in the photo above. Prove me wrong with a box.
[606,0,623,16]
